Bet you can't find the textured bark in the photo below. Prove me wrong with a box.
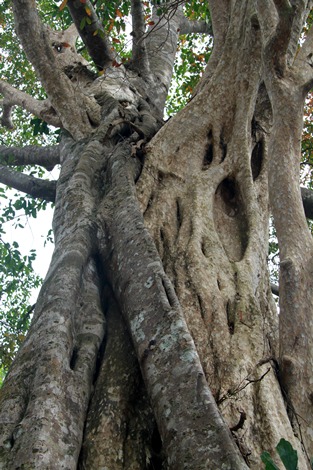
[66,0,113,70]
[0,1,312,469]
[0,80,61,129]
[0,145,60,170]
[258,0,313,456]
[0,165,56,202]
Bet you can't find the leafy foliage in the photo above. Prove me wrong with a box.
[167,32,212,116]
[0,237,41,374]
[261,439,298,470]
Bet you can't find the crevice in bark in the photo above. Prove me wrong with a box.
[144,193,155,216]
[251,139,264,180]
[226,300,235,335]
[197,294,206,321]
[176,198,183,229]
[202,129,214,168]
[213,177,249,262]
[201,239,207,257]
[70,346,79,370]
[159,227,165,245]
[148,425,164,470]
[220,131,227,162]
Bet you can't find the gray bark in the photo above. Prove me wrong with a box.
[0,1,312,469]
[0,145,60,170]
[0,165,56,202]
[258,1,313,455]
[66,0,114,70]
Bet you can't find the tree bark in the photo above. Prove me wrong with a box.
[0,1,312,469]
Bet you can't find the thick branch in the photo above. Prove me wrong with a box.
[131,0,151,77]
[269,0,294,76]
[145,4,184,110]
[179,16,213,35]
[0,80,61,129]
[67,0,114,70]
[287,0,313,64]
[0,166,56,202]
[197,0,230,86]
[292,22,313,91]
[12,0,92,140]
[207,0,230,48]
[0,145,60,171]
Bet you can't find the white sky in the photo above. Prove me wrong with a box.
[2,199,55,303]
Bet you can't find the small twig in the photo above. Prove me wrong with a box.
[218,368,271,404]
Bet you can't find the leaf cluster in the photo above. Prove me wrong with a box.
[261,438,299,470]
[0,236,41,377]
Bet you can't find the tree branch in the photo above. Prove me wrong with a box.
[292,22,313,91]
[66,0,114,70]
[130,0,151,77]
[0,166,56,202]
[197,0,230,86]
[12,0,93,140]
[269,0,294,76]
[179,17,213,35]
[0,80,61,129]
[207,0,230,46]
[287,0,313,64]
[145,3,184,110]
[0,145,60,171]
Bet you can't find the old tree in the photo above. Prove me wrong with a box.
[1,0,313,468]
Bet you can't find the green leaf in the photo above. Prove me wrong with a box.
[276,439,298,470]
[80,16,86,30]
[261,451,280,470]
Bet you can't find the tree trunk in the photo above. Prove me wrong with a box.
[0,1,312,469]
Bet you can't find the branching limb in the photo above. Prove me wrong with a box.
[131,0,151,77]
[0,80,61,129]
[67,0,114,70]
[268,0,294,76]
[258,0,310,79]
[0,145,60,171]
[12,0,93,140]
[198,0,230,85]
[145,3,184,110]
[287,0,313,64]
[292,22,313,92]
[179,16,213,35]
[0,166,56,202]
[207,0,230,47]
